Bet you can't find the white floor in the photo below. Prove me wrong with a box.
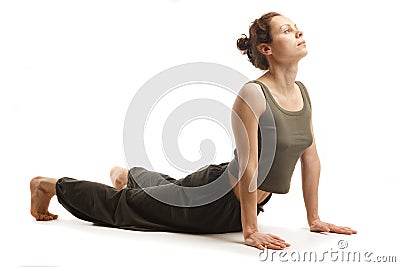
[2,166,398,267]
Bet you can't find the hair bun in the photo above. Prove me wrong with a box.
[237,34,250,51]
[237,34,252,60]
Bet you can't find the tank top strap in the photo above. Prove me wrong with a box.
[295,81,312,110]
[247,80,312,111]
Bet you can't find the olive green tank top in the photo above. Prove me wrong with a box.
[226,80,313,194]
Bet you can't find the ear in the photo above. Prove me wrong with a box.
[257,43,272,56]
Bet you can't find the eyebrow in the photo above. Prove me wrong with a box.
[280,23,297,30]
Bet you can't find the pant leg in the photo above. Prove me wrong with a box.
[126,167,178,189]
[55,162,243,234]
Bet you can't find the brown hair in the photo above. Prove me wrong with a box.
[237,12,282,70]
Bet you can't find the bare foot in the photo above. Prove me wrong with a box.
[110,166,128,190]
[30,176,58,221]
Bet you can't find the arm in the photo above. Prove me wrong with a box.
[300,118,321,226]
[301,116,357,235]
[231,83,290,250]
[231,83,263,238]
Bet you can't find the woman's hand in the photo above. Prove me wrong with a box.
[309,220,357,235]
[244,231,291,250]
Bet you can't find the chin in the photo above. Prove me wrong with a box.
[299,50,308,59]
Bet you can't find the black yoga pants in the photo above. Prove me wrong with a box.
[55,162,272,234]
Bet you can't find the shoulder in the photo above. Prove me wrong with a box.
[238,81,265,99]
[234,81,267,117]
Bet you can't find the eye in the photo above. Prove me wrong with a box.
[283,29,290,34]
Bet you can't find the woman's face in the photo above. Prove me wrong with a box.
[267,15,307,63]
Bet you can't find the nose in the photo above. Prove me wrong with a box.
[295,28,303,38]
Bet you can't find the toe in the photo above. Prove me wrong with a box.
[42,214,53,221]
[47,211,58,220]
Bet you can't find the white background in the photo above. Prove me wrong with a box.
[1,0,399,266]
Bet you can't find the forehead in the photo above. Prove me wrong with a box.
[270,16,295,32]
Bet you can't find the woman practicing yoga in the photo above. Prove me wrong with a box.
[29,11,357,251]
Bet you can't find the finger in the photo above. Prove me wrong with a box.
[322,224,331,232]
[269,234,286,242]
[344,229,356,235]
[332,224,350,233]
[268,238,287,249]
[342,226,357,234]
[339,229,354,235]
[338,226,353,231]
[327,225,341,232]
[331,226,354,235]
[273,237,290,248]
[258,241,269,251]
[277,241,290,248]
[266,242,285,250]
[257,243,266,250]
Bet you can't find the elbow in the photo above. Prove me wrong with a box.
[301,149,320,165]
[237,164,259,193]
[238,163,258,180]
[301,154,321,173]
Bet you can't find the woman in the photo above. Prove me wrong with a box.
[29,11,356,251]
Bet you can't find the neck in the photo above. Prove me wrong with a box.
[262,63,299,95]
